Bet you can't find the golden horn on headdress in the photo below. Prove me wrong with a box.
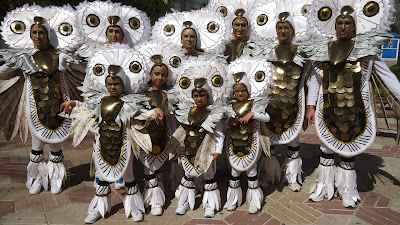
[183,21,193,28]
[341,5,354,16]
[234,9,246,17]
[108,65,122,77]
[233,72,245,84]
[34,16,46,25]
[194,78,207,88]
[150,54,164,66]
[278,12,290,22]
[108,16,121,26]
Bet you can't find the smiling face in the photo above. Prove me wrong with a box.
[181,28,197,52]
[106,26,124,43]
[233,83,249,101]
[150,64,168,90]
[276,21,294,44]
[335,16,356,41]
[105,76,124,97]
[192,90,209,108]
[30,25,49,50]
[232,17,248,41]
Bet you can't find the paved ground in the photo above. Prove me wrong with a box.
[0,118,400,225]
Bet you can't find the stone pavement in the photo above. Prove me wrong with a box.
[0,118,400,225]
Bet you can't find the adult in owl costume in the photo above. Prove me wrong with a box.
[0,5,83,195]
[60,47,150,223]
[151,9,227,56]
[224,56,273,213]
[245,0,314,191]
[131,42,183,216]
[165,57,229,218]
[306,0,399,208]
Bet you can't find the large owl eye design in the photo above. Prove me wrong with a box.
[318,7,332,21]
[302,4,311,16]
[10,21,25,34]
[211,75,223,87]
[58,23,73,36]
[164,24,175,36]
[169,56,181,68]
[129,61,142,73]
[179,77,190,89]
[363,1,379,17]
[207,21,219,33]
[129,17,140,29]
[87,14,100,27]
[255,71,265,82]
[217,6,228,17]
[257,14,268,26]
[93,64,105,76]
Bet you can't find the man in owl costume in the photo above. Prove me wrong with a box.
[0,5,83,195]
[60,47,149,223]
[166,58,229,218]
[246,0,314,191]
[306,0,400,208]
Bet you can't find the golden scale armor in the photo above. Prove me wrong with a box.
[230,100,254,157]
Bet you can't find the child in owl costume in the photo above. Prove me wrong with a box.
[0,5,83,195]
[224,56,273,213]
[306,0,400,208]
[60,47,149,223]
[166,57,230,218]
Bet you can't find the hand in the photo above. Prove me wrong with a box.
[210,152,221,161]
[306,105,316,124]
[60,100,76,115]
[239,112,254,124]
[154,108,165,121]
[229,117,240,126]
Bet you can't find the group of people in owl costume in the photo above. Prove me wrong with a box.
[0,0,399,224]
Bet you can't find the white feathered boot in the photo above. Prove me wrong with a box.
[336,157,360,208]
[175,176,195,215]
[47,150,66,194]
[124,181,145,222]
[84,181,111,224]
[143,173,165,216]
[203,178,221,218]
[283,146,303,192]
[224,176,242,211]
[310,153,335,202]
[258,147,281,187]
[27,150,48,195]
[247,176,263,214]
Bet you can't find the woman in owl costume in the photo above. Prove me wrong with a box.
[131,42,183,216]
[151,9,227,57]
[0,5,83,195]
[245,0,315,191]
[60,47,149,223]
[306,0,399,208]
[224,56,273,213]
[165,57,229,218]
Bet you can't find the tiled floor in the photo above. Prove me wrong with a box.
[0,118,399,224]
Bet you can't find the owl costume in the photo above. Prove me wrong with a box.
[224,56,273,213]
[0,5,83,195]
[165,57,229,218]
[306,0,399,208]
[131,42,184,215]
[62,46,149,222]
[245,0,315,191]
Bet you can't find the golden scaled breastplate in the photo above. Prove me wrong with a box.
[266,45,302,134]
[99,96,124,166]
[31,50,64,130]
[230,100,254,157]
[184,107,210,165]
[145,90,168,156]
[226,40,246,63]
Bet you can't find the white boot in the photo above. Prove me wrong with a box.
[48,151,66,194]
[336,158,360,208]
[224,177,241,211]
[85,182,111,223]
[27,150,48,195]
[284,147,303,192]
[247,178,263,214]
[175,176,195,215]
[202,179,221,218]
[123,181,145,221]
[310,153,335,202]
[143,174,165,216]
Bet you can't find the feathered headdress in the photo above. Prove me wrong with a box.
[86,45,148,94]
[248,0,315,42]
[151,9,227,54]
[76,1,151,47]
[1,4,81,51]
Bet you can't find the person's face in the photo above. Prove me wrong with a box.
[232,17,248,41]
[106,26,124,43]
[335,16,355,41]
[151,65,168,89]
[276,21,294,44]
[233,84,249,101]
[181,28,197,51]
[192,90,209,108]
[105,76,124,97]
[30,25,49,50]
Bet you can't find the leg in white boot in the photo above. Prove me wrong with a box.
[48,148,65,194]
[284,139,303,192]
[337,156,360,208]
[85,181,111,224]
[224,175,241,211]
[144,168,165,216]
[124,180,145,222]
[309,146,335,202]
[175,175,195,215]
[27,149,47,195]
[247,165,263,214]
[203,178,220,218]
